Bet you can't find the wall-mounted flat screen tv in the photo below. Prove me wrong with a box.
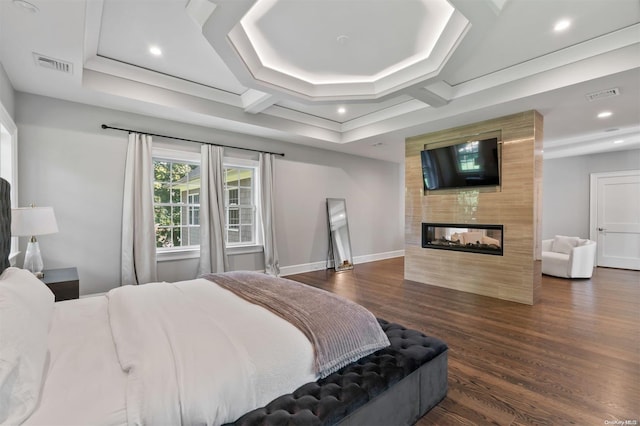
[421,137,500,191]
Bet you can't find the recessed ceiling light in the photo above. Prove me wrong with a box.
[554,19,571,32]
[12,0,39,13]
[597,111,613,118]
[337,107,346,114]
[613,140,624,144]
[149,46,162,56]
[336,35,349,46]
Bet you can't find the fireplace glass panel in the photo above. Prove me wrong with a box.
[422,223,503,255]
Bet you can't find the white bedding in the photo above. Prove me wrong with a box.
[24,278,317,426]
[23,296,127,426]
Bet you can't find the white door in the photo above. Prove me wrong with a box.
[590,170,640,270]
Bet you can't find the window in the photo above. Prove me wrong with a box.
[188,193,200,226]
[153,149,201,251]
[456,140,481,172]
[152,149,260,256]
[224,159,259,247]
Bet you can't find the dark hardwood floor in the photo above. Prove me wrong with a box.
[287,258,639,426]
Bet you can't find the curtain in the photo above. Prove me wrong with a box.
[260,153,280,276]
[198,144,228,274]
[121,133,157,285]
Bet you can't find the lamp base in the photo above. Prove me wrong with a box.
[23,239,44,277]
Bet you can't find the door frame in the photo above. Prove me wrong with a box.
[0,101,18,260]
[589,169,640,267]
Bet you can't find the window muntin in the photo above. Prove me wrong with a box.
[153,157,201,250]
[224,165,256,246]
[455,140,481,172]
[188,193,200,226]
[153,150,260,254]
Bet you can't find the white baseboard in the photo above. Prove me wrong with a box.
[353,250,404,265]
[279,250,404,277]
[279,260,329,276]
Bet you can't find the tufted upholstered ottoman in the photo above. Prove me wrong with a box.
[226,319,448,426]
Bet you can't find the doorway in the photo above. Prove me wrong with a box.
[589,170,640,270]
[0,102,18,258]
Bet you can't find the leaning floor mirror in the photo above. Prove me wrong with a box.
[326,198,354,271]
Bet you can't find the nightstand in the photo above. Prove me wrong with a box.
[41,267,79,302]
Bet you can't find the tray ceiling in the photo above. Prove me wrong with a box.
[0,0,638,162]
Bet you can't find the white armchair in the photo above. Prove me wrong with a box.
[542,236,597,278]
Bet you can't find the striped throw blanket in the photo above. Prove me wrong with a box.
[202,271,390,378]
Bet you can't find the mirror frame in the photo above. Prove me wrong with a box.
[326,198,354,271]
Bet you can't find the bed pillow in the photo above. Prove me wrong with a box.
[0,267,55,425]
[551,235,580,254]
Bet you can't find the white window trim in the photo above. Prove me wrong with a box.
[156,245,264,262]
[153,149,264,262]
[157,247,200,262]
[223,157,263,249]
[152,147,201,258]
[227,245,264,255]
[153,147,200,163]
[0,101,18,263]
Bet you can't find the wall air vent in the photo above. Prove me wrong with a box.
[32,53,73,74]
[585,88,620,102]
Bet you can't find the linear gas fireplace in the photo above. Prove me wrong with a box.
[422,223,503,256]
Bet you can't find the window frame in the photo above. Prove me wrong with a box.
[454,140,481,173]
[152,148,202,261]
[152,148,263,262]
[223,157,262,249]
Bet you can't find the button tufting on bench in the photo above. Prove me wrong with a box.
[225,319,447,426]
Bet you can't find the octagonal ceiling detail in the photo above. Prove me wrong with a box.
[221,0,470,101]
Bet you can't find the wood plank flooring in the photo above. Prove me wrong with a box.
[287,258,639,426]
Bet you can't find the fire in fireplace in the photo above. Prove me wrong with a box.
[422,223,503,255]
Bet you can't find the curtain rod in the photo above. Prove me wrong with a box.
[100,124,285,157]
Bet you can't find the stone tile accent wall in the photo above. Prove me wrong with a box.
[405,111,543,305]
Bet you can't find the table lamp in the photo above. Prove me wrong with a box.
[11,205,59,278]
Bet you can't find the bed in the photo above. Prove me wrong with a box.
[0,177,448,425]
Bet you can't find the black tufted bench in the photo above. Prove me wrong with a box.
[226,319,448,426]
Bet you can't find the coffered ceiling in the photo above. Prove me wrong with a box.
[0,0,638,162]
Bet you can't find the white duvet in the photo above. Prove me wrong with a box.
[25,278,317,426]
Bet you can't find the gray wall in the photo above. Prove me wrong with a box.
[0,62,14,119]
[542,149,640,239]
[0,63,15,121]
[15,93,403,295]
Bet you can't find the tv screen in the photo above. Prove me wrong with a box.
[421,137,500,191]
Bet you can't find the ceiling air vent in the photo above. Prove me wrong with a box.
[585,88,620,102]
[33,53,73,74]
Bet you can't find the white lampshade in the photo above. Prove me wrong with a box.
[11,206,59,237]
[11,206,58,277]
